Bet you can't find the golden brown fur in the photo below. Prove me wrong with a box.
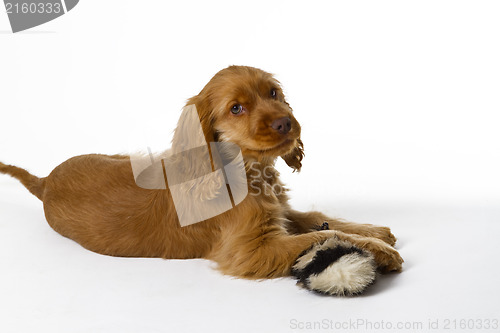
[0,66,402,282]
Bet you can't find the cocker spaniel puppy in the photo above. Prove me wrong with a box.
[0,66,402,296]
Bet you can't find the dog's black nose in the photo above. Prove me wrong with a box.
[271,117,291,134]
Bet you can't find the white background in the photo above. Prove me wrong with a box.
[1,1,499,332]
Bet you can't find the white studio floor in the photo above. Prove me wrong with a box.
[1,179,499,333]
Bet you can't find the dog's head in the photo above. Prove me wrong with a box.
[180,66,304,171]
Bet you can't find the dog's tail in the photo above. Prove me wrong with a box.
[0,162,45,201]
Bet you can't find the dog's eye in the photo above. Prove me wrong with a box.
[270,88,277,99]
[231,104,243,115]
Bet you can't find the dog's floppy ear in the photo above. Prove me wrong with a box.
[279,98,304,172]
[281,138,304,172]
[172,95,217,153]
[168,95,225,205]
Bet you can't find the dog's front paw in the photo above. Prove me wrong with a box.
[368,226,397,247]
[291,238,377,296]
[363,239,403,273]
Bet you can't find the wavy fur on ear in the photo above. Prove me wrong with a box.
[183,93,217,148]
[281,138,304,172]
[169,102,224,203]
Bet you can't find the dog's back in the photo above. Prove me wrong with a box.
[1,155,218,259]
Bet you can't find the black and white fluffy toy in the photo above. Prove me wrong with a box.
[291,237,377,296]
